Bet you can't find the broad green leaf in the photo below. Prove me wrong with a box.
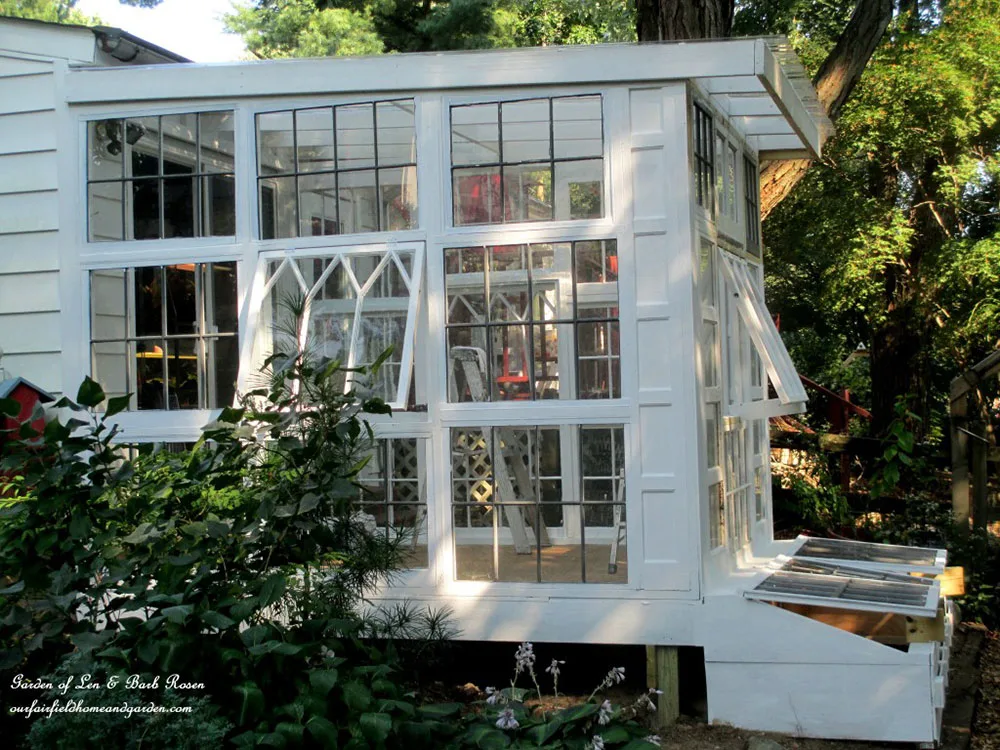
[259,573,287,607]
[417,702,463,718]
[104,394,132,418]
[76,377,105,408]
[359,712,393,743]
[162,604,194,624]
[71,630,112,654]
[0,398,20,418]
[309,668,339,697]
[0,580,25,596]
[306,715,339,749]
[201,610,236,630]
[234,681,265,725]
[342,680,371,712]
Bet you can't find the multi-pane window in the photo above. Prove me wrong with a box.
[248,245,423,409]
[715,132,739,223]
[692,103,714,213]
[451,424,626,583]
[256,100,417,239]
[445,240,619,401]
[450,95,604,226]
[87,111,236,242]
[356,437,427,568]
[744,155,760,255]
[90,262,239,411]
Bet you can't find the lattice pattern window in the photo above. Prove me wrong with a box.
[445,240,619,401]
[90,262,239,411]
[692,103,715,213]
[256,100,417,239]
[87,111,236,242]
[744,155,760,255]
[248,244,423,409]
[356,437,427,568]
[451,424,626,583]
[450,95,604,226]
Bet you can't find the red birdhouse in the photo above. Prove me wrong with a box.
[0,377,55,446]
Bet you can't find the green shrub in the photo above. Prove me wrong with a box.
[1,342,452,747]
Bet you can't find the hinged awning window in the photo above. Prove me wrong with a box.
[719,251,807,417]
[789,535,947,575]
[242,242,424,410]
[744,555,941,618]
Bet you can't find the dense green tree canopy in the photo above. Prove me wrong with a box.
[764,0,1000,433]
[0,0,98,24]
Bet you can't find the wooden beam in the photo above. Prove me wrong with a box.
[951,393,970,527]
[646,646,679,727]
[906,604,946,644]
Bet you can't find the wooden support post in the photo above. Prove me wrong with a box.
[972,421,989,530]
[950,392,970,528]
[645,645,679,728]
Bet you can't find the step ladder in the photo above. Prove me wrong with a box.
[449,346,550,554]
[609,469,626,574]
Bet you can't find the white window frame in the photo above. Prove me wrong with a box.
[239,240,425,411]
[718,250,806,418]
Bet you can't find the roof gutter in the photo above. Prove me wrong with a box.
[91,25,191,65]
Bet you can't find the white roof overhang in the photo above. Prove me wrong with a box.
[60,36,830,158]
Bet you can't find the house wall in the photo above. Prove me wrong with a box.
[0,52,64,393]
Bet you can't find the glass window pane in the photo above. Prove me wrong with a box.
[378,166,417,231]
[336,104,376,171]
[575,240,617,284]
[709,481,724,548]
[490,324,531,401]
[257,111,294,175]
[130,178,160,240]
[699,239,715,307]
[88,181,124,242]
[553,95,602,159]
[134,339,165,410]
[706,402,720,468]
[162,176,196,238]
[89,119,124,181]
[203,174,236,236]
[501,99,549,163]
[376,100,416,165]
[714,131,726,214]
[165,337,199,409]
[90,269,127,341]
[533,321,564,399]
[554,159,603,220]
[295,107,335,173]
[259,176,297,240]
[503,163,551,222]
[453,166,501,226]
[206,336,238,409]
[92,341,128,408]
[199,111,235,173]
[298,172,339,236]
[165,265,198,335]
[451,103,499,166]
[127,116,160,177]
[337,169,378,234]
[134,267,162,337]
[702,320,719,388]
[727,143,738,220]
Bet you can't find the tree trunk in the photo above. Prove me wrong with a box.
[759,0,894,217]
[636,0,733,41]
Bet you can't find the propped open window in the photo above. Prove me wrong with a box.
[243,242,424,410]
[718,251,806,417]
[745,555,941,618]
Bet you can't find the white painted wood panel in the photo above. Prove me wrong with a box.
[0,54,52,78]
[0,352,62,394]
[0,271,60,314]
[0,231,61,272]
[0,191,59,234]
[0,311,61,353]
[706,662,935,742]
[0,111,58,155]
[0,151,58,195]
[0,73,56,114]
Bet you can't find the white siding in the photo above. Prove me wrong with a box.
[0,61,63,394]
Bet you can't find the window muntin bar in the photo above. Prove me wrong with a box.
[450,95,605,226]
[692,103,715,214]
[87,112,236,242]
[255,99,417,239]
[452,424,626,584]
[89,262,239,411]
[445,240,619,402]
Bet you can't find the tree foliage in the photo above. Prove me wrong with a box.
[764,0,1000,433]
[0,0,98,24]
[224,0,635,58]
